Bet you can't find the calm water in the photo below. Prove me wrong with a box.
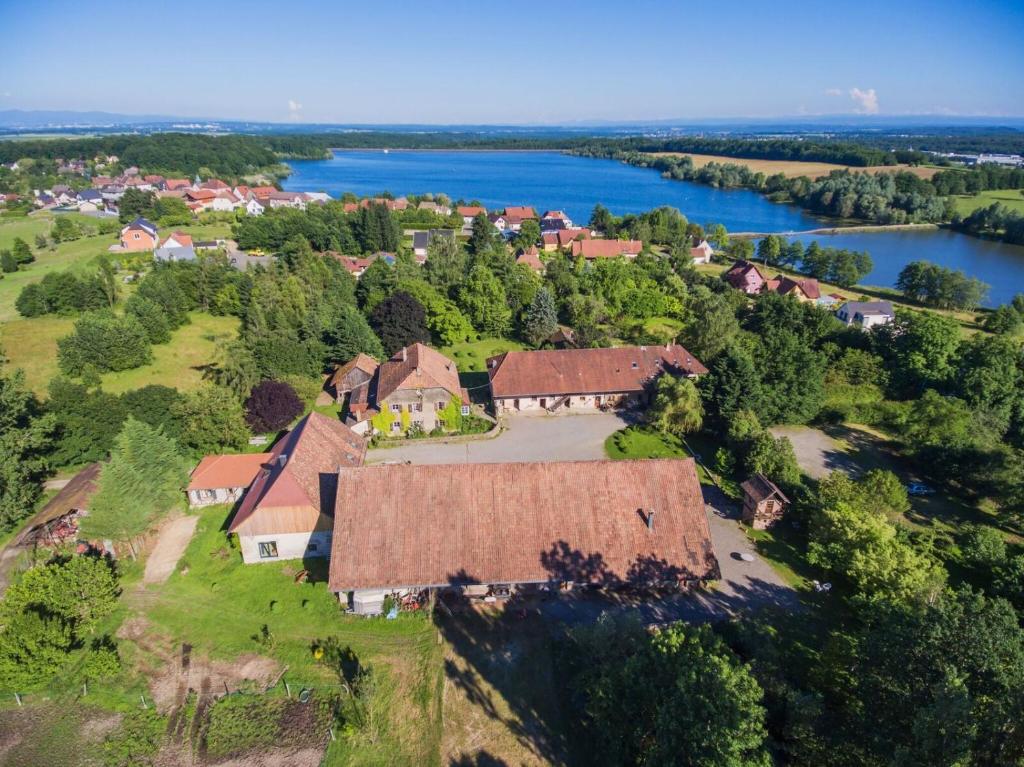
[284,150,1024,306]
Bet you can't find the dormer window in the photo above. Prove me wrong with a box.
[631,362,638,369]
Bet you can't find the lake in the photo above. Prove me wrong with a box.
[284,150,1024,306]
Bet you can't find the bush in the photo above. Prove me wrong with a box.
[102,709,165,767]
[960,525,1007,569]
[82,636,122,680]
[244,380,304,433]
[57,311,152,376]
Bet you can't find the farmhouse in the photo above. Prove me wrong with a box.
[542,227,591,251]
[347,343,469,435]
[571,238,643,260]
[328,458,719,614]
[741,474,790,530]
[723,260,767,294]
[328,353,379,404]
[690,239,715,264]
[186,453,272,508]
[836,300,895,329]
[487,344,707,414]
[515,246,545,272]
[119,216,158,251]
[227,412,366,564]
[766,275,820,303]
[457,205,486,225]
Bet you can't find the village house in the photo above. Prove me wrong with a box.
[723,259,768,294]
[836,300,895,329]
[515,246,544,273]
[504,205,537,220]
[417,200,450,216]
[487,344,707,414]
[570,238,643,260]
[412,229,455,259]
[690,239,715,264]
[328,458,719,614]
[119,216,158,251]
[266,191,307,210]
[741,474,790,530]
[347,343,469,436]
[228,412,366,564]
[154,231,197,262]
[766,275,821,303]
[457,205,486,226]
[245,197,266,215]
[165,178,191,191]
[186,453,273,508]
[488,213,509,231]
[328,353,379,404]
[540,210,573,231]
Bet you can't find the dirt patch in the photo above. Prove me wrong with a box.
[144,515,200,585]
[206,746,325,767]
[79,711,124,742]
[149,650,280,711]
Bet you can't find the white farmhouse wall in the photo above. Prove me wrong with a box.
[188,486,244,508]
[238,530,331,564]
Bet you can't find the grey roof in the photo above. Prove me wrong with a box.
[154,245,197,262]
[128,216,157,235]
[229,253,273,271]
[838,300,895,317]
[77,189,103,201]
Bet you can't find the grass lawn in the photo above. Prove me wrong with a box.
[1,311,238,396]
[0,213,116,322]
[952,189,1024,217]
[605,425,687,460]
[139,505,444,766]
[101,312,239,394]
[441,337,527,372]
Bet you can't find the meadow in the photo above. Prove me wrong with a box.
[649,152,942,180]
[952,188,1024,217]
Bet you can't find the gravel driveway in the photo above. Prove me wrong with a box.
[367,412,630,464]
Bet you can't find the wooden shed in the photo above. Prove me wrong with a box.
[740,474,789,530]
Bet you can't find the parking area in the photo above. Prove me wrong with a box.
[367,412,631,465]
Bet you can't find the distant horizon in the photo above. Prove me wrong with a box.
[2,107,1024,132]
[3,0,1021,124]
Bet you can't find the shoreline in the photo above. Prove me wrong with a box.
[730,223,941,238]
[324,147,563,153]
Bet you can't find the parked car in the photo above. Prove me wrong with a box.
[906,482,935,496]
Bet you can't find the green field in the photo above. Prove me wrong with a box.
[952,189,1024,217]
[0,213,116,322]
[1,311,239,396]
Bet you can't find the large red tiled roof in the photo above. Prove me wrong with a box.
[376,343,462,402]
[457,205,486,217]
[767,275,821,300]
[187,453,272,491]
[515,247,544,271]
[504,205,537,219]
[487,345,707,398]
[228,412,366,535]
[570,239,642,259]
[328,458,717,591]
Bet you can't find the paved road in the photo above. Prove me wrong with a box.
[367,412,631,465]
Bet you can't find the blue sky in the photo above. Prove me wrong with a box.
[2,0,1022,123]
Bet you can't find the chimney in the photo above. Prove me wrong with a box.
[401,347,407,362]
[647,509,655,531]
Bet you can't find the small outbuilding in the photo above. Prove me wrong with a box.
[740,474,790,530]
[186,453,273,508]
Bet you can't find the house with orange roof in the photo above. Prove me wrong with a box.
[504,205,537,220]
[570,238,643,260]
[347,343,469,436]
[542,227,592,251]
[164,178,191,191]
[328,353,379,404]
[457,205,486,225]
[765,275,821,303]
[250,185,278,199]
[186,453,272,508]
[227,412,367,563]
[515,246,544,273]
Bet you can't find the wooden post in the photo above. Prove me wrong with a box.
[140,694,148,709]
[329,727,336,742]
[14,693,22,707]
[82,683,87,697]
[285,681,291,699]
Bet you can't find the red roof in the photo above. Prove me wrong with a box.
[516,247,544,272]
[376,343,463,402]
[228,412,366,536]
[164,178,190,190]
[251,185,278,198]
[570,239,643,259]
[504,206,537,219]
[328,459,718,591]
[186,189,216,201]
[487,345,707,398]
[187,453,272,491]
[159,231,193,248]
[200,179,230,190]
[767,275,821,300]
[556,228,591,247]
[457,205,486,217]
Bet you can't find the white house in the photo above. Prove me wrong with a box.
[245,197,266,216]
[835,300,895,329]
[186,453,272,508]
[690,239,714,264]
[227,412,366,564]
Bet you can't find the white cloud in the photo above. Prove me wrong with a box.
[288,99,303,120]
[823,88,842,97]
[849,87,879,114]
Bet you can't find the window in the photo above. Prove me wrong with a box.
[414,403,423,412]
[391,421,401,432]
[461,405,470,416]
[258,541,279,559]
[434,401,444,411]
[438,419,446,429]
[631,362,639,369]
[306,542,318,552]
[390,403,401,413]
